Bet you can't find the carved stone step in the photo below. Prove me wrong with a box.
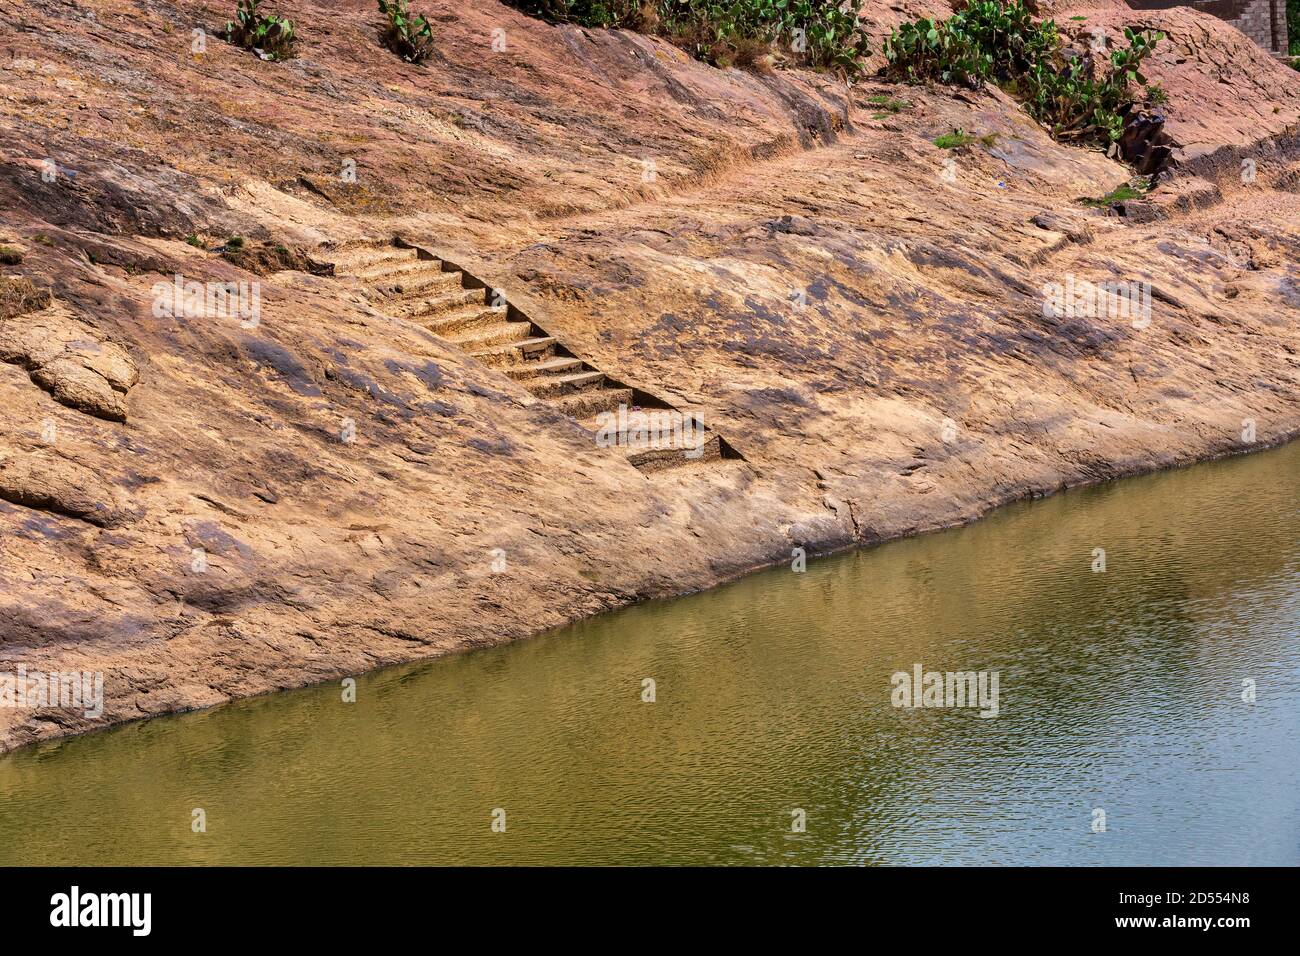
[501,356,585,380]
[391,287,487,319]
[449,321,533,349]
[466,337,557,368]
[422,305,508,337]
[527,370,606,399]
[547,387,634,420]
[626,433,722,472]
[328,244,415,273]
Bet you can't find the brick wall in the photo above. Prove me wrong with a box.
[1229,0,1289,51]
[1127,0,1289,53]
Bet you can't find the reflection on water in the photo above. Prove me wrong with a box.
[1,442,1298,865]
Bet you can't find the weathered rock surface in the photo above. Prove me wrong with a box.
[0,0,1297,751]
[0,303,138,420]
[0,447,120,526]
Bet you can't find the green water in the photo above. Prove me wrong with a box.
[2,442,1298,865]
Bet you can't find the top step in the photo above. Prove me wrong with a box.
[327,244,416,273]
[348,257,451,284]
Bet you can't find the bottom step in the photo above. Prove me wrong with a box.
[626,433,722,472]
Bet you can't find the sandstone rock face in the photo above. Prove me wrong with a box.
[0,0,1297,751]
[0,449,120,526]
[0,304,138,421]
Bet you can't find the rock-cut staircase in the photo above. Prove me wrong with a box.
[321,240,739,474]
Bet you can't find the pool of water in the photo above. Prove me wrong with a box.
[2,441,1297,865]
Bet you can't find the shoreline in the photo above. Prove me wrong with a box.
[4,427,1296,757]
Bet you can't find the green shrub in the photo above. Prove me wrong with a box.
[660,1,872,75]
[506,1,645,28]
[883,1,1056,87]
[885,2,1163,149]
[883,17,988,87]
[1022,27,1164,145]
[503,0,873,78]
[379,0,435,63]
[224,0,297,61]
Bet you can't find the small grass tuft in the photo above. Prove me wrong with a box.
[866,94,911,114]
[0,245,24,265]
[1079,179,1153,208]
[1144,83,1168,107]
[0,277,52,320]
[220,239,320,275]
[934,128,998,149]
